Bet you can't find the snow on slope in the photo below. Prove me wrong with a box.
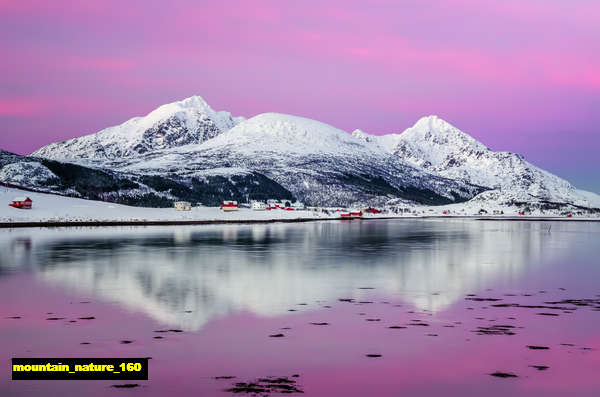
[0,162,58,186]
[32,96,244,160]
[0,187,327,223]
[351,129,402,153]
[211,113,368,155]
[28,94,597,209]
[355,115,600,209]
[85,113,484,207]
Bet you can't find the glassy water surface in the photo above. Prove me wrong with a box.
[1,219,599,396]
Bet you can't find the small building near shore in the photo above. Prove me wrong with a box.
[9,197,32,209]
[290,201,305,210]
[267,199,282,210]
[174,201,191,211]
[251,201,267,211]
[221,201,239,211]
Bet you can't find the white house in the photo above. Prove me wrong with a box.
[174,201,191,211]
[291,201,305,210]
[251,201,267,211]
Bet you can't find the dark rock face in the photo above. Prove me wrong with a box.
[132,116,223,155]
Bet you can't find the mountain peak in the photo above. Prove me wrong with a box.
[32,95,243,159]
[204,112,369,156]
[411,115,457,134]
[401,115,487,151]
[161,95,213,113]
[351,129,370,140]
[178,95,209,107]
[146,95,214,124]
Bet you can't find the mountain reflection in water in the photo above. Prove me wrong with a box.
[0,219,591,331]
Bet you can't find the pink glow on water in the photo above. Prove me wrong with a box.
[2,275,600,396]
[1,221,600,395]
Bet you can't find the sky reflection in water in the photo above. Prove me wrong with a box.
[1,219,599,396]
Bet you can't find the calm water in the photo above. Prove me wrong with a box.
[1,219,599,396]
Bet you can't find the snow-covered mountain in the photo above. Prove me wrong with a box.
[354,115,600,209]
[24,95,599,210]
[75,112,483,206]
[32,96,244,160]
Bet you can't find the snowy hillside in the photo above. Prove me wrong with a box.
[214,113,368,155]
[355,116,600,209]
[25,95,599,209]
[82,113,484,206]
[0,161,59,186]
[351,128,402,153]
[0,150,295,207]
[27,98,484,206]
[0,187,319,223]
[32,96,244,160]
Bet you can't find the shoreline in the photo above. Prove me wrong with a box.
[1,215,599,229]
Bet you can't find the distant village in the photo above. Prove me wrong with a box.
[174,198,379,218]
[5,192,587,221]
[170,198,517,218]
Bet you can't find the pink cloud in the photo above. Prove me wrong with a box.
[345,48,371,58]
[0,96,112,117]
[0,98,46,116]
[63,56,135,71]
[551,71,600,90]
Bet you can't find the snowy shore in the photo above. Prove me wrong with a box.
[1,187,598,227]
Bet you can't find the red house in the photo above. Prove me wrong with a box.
[220,201,238,212]
[350,211,363,218]
[365,207,382,214]
[9,197,32,209]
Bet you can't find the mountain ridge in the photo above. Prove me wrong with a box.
[32,96,243,160]
[11,96,600,210]
[353,116,599,208]
[97,112,483,206]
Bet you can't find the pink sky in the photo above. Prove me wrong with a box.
[0,0,598,191]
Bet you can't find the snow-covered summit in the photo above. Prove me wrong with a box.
[91,111,483,207]
[24,98,599,209]
[203,113,370,155]
[32,95,244,160]
[351,129,371,141]
[356,115,600,208]
[352,128,402,153]
[393,115,489,167]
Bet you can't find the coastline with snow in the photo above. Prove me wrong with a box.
[3,96,600,216]
[2,187,598,228]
